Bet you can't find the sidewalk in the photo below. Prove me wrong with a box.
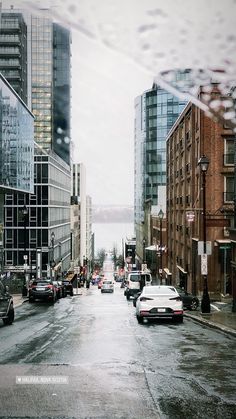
[185,301,236,337]
[12,294,28,308]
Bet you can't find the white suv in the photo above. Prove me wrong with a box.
[125,271,152,300]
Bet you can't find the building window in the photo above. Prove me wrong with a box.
[224,138,234,165]
[224,176,234,202]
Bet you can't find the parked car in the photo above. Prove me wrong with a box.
[135,285,183,324]
[62,279,73,296]
[29,280,57,303]
[0,281,14,325]
[101,280,114,293]
[56,280,67,297]
[53,281,63,299]
[175,286,199,310]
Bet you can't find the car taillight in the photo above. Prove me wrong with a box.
[174,310,183,314]
[169,296,181,301]
[140,297,154,301]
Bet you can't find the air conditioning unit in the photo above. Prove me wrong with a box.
[224,227,230,237]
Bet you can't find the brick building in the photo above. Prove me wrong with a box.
[166,93,234,299]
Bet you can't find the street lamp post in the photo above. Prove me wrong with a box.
[198,155,211,313]
[158,209,164,285]
[142,238,146,264]
[50,231,55,279]
[22,205,28,296]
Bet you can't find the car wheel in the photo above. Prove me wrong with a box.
[136,315,143,324]
[190,299,198,311]
[29,296,35,303]
[3,307,14,325]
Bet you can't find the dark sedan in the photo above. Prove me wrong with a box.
[175,286,199,310]
[29,280,57,303]
[62,279,73,296]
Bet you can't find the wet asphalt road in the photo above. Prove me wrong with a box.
[0,283,235,419]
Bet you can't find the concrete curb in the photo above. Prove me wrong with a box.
[184,312,236,338]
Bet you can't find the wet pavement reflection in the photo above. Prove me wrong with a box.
[0,283,235,418]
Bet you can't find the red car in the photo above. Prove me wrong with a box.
[98,279,103,289]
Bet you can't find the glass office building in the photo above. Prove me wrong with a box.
[4,148,71,276]
[53,23,71,165]
[0,11,28,104]
[30,14,71,165]
[134,80,187,224]
[0,74,34,193]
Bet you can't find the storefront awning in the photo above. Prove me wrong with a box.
[145,245,158,251]
[54,262,62,272]
[177,265,187,274]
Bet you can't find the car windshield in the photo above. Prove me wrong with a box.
[143,286,177,295]
[33,281,50,286]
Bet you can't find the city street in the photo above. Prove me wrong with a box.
[0,284,235,419]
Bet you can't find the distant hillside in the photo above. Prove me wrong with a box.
[92,205,134,223]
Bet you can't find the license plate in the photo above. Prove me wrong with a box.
[36,287,45,291]
[158,308,166,312]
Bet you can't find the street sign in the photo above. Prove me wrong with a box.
[206,218,230,227]
[198,241,212,255]
[186,211,195,222]
[201,254,208,275]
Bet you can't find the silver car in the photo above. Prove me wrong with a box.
[101,280,114,293]
[135,285,183,324]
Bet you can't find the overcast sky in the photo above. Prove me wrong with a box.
[71,29,153,207]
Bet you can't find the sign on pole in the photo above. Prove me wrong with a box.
[201,254,208,275]
[198,241,212,255]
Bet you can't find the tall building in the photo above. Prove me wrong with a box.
[0,9,28,104]
[134,77,187,265]
[166,91,234,298]
[4,147,71,278]
[1,5,72,280]
[30,12,71,164]
[71,163,87,266]
[0,74,34,276]
[86,195,93,273]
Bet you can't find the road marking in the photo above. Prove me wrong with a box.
[210,304,221,311]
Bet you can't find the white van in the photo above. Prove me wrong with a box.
[125,271,152,300]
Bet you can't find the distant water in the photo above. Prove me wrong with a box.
[93,222,134,255]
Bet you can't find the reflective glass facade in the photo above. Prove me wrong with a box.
[4,148,71,274]
[134,77,187,224]
[0,12,27,104]
[31,15,53,151]
[53,23,71,165]
[30,15,71,165]
[0,75,34,193]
